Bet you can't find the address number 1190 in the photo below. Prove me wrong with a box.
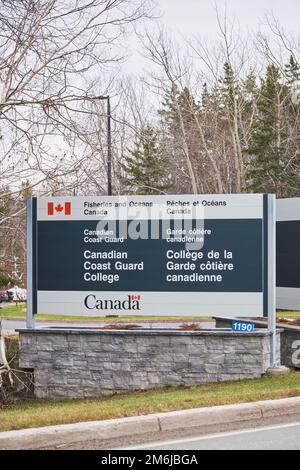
[232,321,255,333]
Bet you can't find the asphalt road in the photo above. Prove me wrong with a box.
[124,422,300,450]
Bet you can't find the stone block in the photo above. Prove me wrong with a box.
[242,354,261,364]
[37,351,53,361]
[205,364,220,374]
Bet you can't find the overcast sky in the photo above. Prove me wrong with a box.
[124,0,299,75]
[158,0,300,38]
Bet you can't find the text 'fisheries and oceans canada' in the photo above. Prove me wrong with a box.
[82,198,227,216]
[83,249,235,284]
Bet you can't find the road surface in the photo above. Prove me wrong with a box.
[123,422,300,450]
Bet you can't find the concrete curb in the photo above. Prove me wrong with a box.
[1,397,300,449]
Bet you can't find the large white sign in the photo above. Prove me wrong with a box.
[277,197,300,310]
[28,194,270,317]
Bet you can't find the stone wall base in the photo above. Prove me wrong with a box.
[18,328,280,399]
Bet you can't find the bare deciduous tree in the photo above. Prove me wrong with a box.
[0,0,155,209]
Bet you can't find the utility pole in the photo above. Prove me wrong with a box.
[94,95,112,196]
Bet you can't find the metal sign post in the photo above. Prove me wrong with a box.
[267,194,277,367]
[26,197,35,329]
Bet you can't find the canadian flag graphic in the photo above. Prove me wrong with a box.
[131,294,141,301]
[48,202,71,216]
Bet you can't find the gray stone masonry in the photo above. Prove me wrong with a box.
[18,328,280,399]
[214,316,299,369]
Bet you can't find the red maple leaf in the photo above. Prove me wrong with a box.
[55,204,64,212]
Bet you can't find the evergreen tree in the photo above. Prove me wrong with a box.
[285,55,300,112]
[285,55,300,84]
[159,85,202,193]
[0,267,12,289]
[282,56,300,195]
[240,71,259,134]
[159,85,200,131]
[245,64,289,194]
[242,72,258,107]
[201,82,210,110]
[121,125,171,195]
[220,62,238,114]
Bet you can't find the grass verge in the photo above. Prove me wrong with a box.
[277,311,300,318]
[0,304,208,322]
[0,372,299,433]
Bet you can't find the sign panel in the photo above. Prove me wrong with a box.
[29,194,268,317]
[277,197,300,310]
